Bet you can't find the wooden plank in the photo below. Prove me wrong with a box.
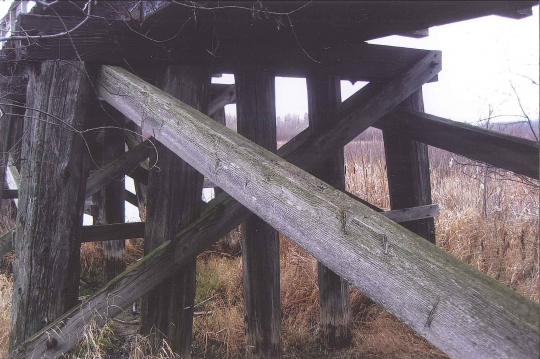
[236,68,282,358]
[2,189,17,199]
[12,14,439,82]
[383,89,435,243]
[140,1,536,45]
[0,229,13,257]
[9,61,93,350]
[125,121,149,221]
[384,204,439,223]
[125,165,148,186]
[0,100,13,203]
[95,113,126,282]
[285,50,441,169]
[81,222,145,242]
[374,108,540,179]
[139,65,208,356]
[208,84,236,117]
[306,72,350,348]
[124,189,138,207]
[92,65,538,359]
[85,139,152,198]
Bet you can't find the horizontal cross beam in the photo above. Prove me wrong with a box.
[374,108,540,179]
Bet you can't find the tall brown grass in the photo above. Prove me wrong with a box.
[0,123,538,358]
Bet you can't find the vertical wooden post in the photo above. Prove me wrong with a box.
[0,101,14,203]
[236,69,282,359]
[92,108,126,281]
[306,73,351,348]
[125,121,148,221]
[140,65,209,357]
[9,61,92,350]
[383,88,435,243]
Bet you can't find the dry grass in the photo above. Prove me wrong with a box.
[0,126,538,358]
[0,273,12,358]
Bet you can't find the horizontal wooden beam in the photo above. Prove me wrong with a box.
[208,84,236,117]
[80,222,145,242]
[374,108,540,179]
[86,139,153,198]
[2,188,17,199]
[9,14,438,82]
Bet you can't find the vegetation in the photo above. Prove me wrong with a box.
[0,117,538,358]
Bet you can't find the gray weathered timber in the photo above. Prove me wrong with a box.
[95,65,539,359]
[2,189,17,199]
[124,189,138,207]
[86,139,153,198]
[306,72,350,348]
[384,204,439,223]
[80,222,145,242]
[285,51,441,169]
[9,61,92,350]
[139,65,208,357]
[125,121,148,221]
[374,108,540,179]
[208,84,236,117]
[383,89,435,243]
[0,100,13,203]
[236,68,282,359]
[0,229,14,257]
[94,112,126,281]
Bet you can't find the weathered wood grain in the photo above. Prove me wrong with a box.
[9,61,92,350]
[384,204,439,223]
[306,72,350,348]
[236,68,282,358]
[125,121,149,221]
[139,65,208,357]
[0,229,13,257]
[94,65,538,359]
[285,51,441,169]
[80,222,145,242]
[85,139,153,198]
[14,14,439,82]
[375,108,540,179]
[383,89,435,243]
[0,100,13,203]
[208,84,236,117]
[95,113,126,282]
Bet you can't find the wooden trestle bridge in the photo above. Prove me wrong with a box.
[0,1,538,358]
